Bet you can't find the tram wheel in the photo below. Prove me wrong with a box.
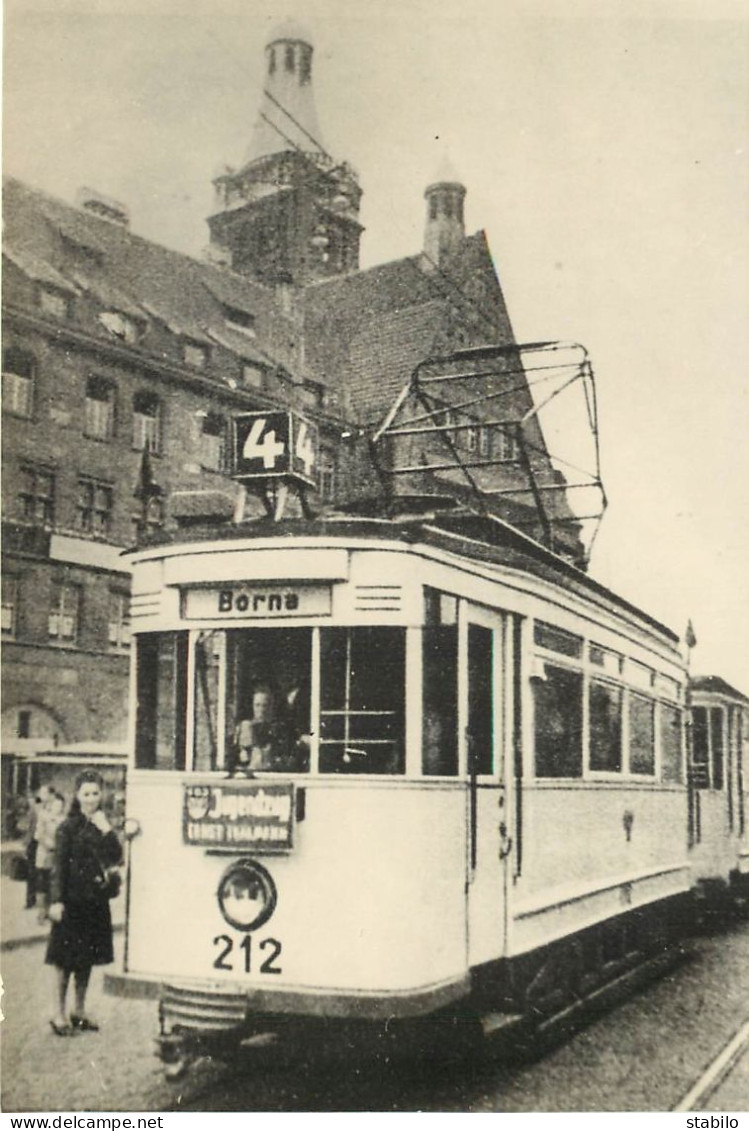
[163,1056,192,1083]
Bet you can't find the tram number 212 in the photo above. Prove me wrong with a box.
[213,934,283,975]
[232,411,319,488]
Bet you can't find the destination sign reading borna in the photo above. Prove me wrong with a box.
[183,585,332,619]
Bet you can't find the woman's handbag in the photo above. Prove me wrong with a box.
[94,856,122,900]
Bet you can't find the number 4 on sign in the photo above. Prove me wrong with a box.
[243,417,285,470]
[296,422,315,477]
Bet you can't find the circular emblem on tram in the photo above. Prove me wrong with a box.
[217,859,277,932]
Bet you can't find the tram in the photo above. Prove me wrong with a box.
[113,345,693,1073]
[688,676,749,909]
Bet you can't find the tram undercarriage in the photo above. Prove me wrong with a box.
[150,892,691,1080]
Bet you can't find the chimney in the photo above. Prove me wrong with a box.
[76,187,130,228]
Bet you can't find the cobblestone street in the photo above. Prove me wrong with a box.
[1,935,177,1113]
[1,872,176,1113]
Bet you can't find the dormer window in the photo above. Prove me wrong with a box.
[98,310,140,345]
[285,45,295,72]
[39,287,69,319]
[268,47,276,75]
[299,381,324,409]
[242,364,264,389]
[183,341,209,369]
[224,305,256,336]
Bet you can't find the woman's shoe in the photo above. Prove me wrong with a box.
[49,1019,72,1037]
[70,1015,100,1032]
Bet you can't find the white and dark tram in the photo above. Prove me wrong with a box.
[113,345,693,1071]
[117,511,691,1069]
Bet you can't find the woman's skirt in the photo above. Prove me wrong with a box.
[45,899,114,969]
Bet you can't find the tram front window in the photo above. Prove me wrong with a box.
[186,625,406,775]
[225,628,312,774]
[319,627,405,774]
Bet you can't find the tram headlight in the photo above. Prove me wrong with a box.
[217,859,277,932]
[123,817,141,840]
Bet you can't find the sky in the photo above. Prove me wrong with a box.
[4,0,748,689]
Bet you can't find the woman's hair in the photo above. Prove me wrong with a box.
[75,769,104,792]
[69,769,105,815]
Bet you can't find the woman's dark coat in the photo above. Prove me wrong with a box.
[45,811,122,970]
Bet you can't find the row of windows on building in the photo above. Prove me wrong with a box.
[431,400,521,463]
[3,346,262,457]
[13,450,335,541]
[1,576,131,650]
[15,463,165,540]
[3,348,333,485]
[3,355,337,506]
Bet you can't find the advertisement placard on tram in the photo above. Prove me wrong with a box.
[183,782,295,853]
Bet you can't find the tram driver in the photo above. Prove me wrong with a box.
[231,682,310,775]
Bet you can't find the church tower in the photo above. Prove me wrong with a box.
[207,24,362,285]
[424,158,466,265]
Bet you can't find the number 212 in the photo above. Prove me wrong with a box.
[213,934,282,974]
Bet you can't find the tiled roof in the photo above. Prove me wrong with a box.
[3,178,515,427]
[347,301,446,425]
[3,176,300,381]
[302,235,516,423]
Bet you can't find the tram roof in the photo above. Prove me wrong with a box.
[690,675,749,704]
[131,509,680,645]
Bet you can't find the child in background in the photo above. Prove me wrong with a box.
[35,791,66,923]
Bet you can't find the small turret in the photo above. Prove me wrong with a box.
[424,158,466,265]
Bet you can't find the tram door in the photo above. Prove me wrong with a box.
[463,605,510,967]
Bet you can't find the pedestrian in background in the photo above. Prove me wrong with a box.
[23,785,51,909]
[46,771,122,1036]
[35,791,67,923]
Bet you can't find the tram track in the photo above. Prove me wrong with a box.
[672,1020,749,1113]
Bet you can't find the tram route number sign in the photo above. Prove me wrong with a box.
[184,782,294,853]
[231,411,320,489]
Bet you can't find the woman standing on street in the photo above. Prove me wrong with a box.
[46,770,122,1036]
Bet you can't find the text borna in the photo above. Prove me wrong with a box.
[218,590,300,613]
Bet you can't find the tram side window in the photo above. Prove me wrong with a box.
[533,663,583,778]
[423,590,458,776]
[319,626,405,774]
[589,680,622,772]
[691,706,710,788]
[710,708,724,790]
[135,632,188,770]
[629,694,655,775]
[660,704,683,783]
[468,624,493,775]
